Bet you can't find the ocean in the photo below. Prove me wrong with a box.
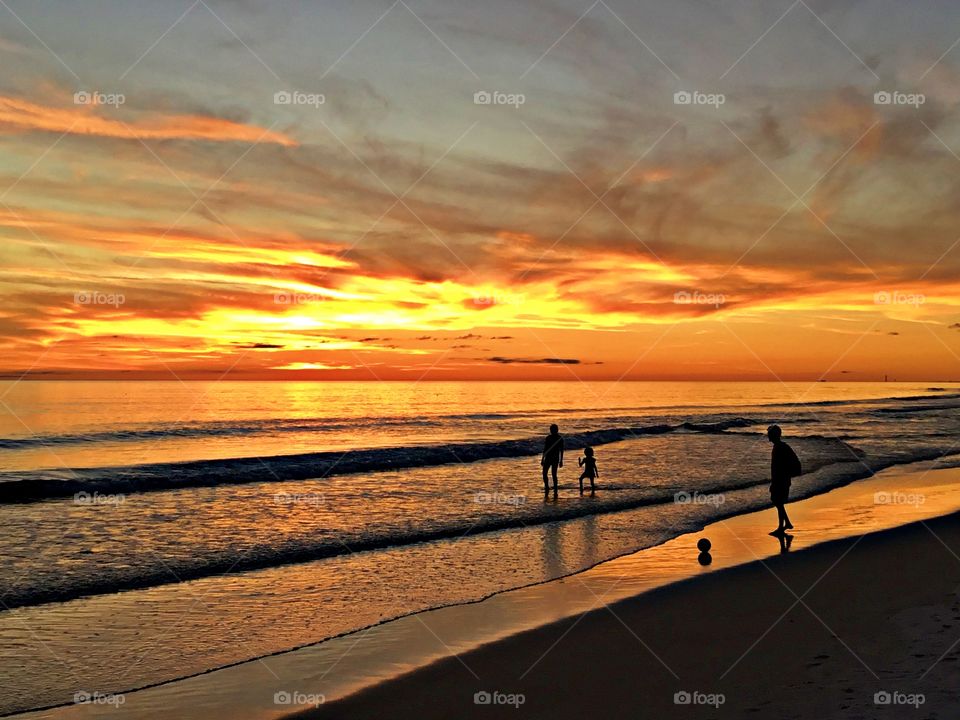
[1,380,959,715]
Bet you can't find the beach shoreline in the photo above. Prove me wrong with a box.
[307,502,960,719]
[23,459,960,719]
[7,383,960,718]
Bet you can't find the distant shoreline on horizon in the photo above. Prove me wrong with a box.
[3,377,960,383]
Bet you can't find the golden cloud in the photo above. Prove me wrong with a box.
[0,96,296,146]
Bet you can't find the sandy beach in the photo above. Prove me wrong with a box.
[5,1,960,715]
[24,459,960,720]
[307,488,960,718]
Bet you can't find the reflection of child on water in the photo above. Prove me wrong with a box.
[578,446,599,495]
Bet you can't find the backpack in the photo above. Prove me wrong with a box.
[786,444,802,478]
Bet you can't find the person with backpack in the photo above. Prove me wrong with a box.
[767,424,801,536]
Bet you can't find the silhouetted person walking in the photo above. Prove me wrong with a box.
[767,424,801,535]
[541,424,564,495]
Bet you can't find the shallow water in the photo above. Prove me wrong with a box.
[16,459,960,720]
[1,381,959,715]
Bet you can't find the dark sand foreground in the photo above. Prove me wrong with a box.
[305,513,960,719]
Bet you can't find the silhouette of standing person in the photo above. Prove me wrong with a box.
[541,424,564,496]
[578,446,598,495]
[767,424,801,536]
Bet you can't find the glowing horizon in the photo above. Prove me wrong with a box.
[2,1,960,381]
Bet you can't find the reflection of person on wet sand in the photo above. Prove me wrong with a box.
[767,424,801,536]
[776,532,794,553]
[541,424,564,496]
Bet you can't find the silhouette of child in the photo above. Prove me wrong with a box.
[578,446,599,495]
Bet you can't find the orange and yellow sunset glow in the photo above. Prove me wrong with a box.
[2,1,960,381]
[11,5,960,720]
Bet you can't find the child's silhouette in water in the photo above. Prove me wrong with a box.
[578,446,599,495]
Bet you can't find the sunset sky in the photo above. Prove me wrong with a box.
[2,0,960,380]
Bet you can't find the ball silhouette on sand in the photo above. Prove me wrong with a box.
[697,538,711,553]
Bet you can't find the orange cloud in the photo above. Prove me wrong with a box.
[804,91,880,155]
[0,96,296,146]
[495,230,538,244]
[631,167,672,184]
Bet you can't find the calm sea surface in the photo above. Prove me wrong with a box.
[1,381,959,715]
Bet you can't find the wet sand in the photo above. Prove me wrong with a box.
[28,461,960,719]
[306,467,960,719]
